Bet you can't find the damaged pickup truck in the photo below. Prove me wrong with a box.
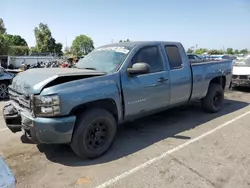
[3,41,232,159]
[231,56,250,88]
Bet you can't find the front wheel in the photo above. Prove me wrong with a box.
[201,83,224,113]
[71,108,117,159]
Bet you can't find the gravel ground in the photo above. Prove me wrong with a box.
[0,88,250,188]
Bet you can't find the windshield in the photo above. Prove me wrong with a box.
[234,58,250,67]
[76,46,131,73]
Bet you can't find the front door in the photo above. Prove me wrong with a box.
[121,45,170,119]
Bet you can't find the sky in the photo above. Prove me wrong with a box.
[2,0,250,50]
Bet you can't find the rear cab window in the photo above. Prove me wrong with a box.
[164,45,183,70]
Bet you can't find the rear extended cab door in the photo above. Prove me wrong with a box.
[160,43,192,105]
[120,43,170,120]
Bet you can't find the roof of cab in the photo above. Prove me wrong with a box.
[98,41,182,49]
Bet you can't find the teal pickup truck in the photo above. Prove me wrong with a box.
[3,41,232,159]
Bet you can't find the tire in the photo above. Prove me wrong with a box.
[70,108,117,159]
[0,81,10,100]
[201,83,224,113]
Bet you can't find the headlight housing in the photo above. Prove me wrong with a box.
[31,94,60,117]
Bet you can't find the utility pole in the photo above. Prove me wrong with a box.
[65,36,68,47]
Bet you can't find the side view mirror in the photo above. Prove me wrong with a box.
[127,62,150,75]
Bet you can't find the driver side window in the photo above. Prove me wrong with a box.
[130,46,164,73]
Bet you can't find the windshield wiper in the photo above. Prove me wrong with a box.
[76,67,97,70]
[76,67,108,74]
[84,67,97,70]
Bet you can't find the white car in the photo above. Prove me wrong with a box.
[231,57,250,87]
[0,157,16,188]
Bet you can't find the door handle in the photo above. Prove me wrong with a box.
[146,77,169,88]
[157,77,168,82]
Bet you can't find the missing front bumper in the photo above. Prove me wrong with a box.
[3,104,39,144]
[3,103,76,144]
[3,104,22,133]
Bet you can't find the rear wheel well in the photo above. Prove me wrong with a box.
[210,76,226,89]
[70,99,118,122]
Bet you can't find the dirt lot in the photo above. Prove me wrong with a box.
[0,88,250,188]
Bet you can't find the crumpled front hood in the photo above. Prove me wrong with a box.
[9,68,105,94]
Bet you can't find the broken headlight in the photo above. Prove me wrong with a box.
[31,95,60,117]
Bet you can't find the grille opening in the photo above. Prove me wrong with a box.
[8,88,30,111]
[6,116,21,125]
[232,75,249,80]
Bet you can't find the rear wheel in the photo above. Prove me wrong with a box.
[201,83,224,113]
[70,108,117,159]
[0,81,9,100]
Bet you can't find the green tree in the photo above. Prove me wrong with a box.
[71,34,94,56]
[234,49,239,54]
[34,23,62,55]
[8,46,29,56]
[0,35,28,56]
[0,19,8,55]
[29,46,38,54]
[194,48,207,55]
[63,46,71,56]
[239,48,248,55]
[5,34,28,46]
[226,48,233,54]
[186,48,194,53]
[0,34,9,55]
[0,18,6,34]
[0,19,28,55]
[119,39,130,43]
[208,49,223,55]
[54,43,63,56]
[4,34,29,55]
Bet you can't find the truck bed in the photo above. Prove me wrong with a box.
[190,59,225,64]
[190,59,232,100]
